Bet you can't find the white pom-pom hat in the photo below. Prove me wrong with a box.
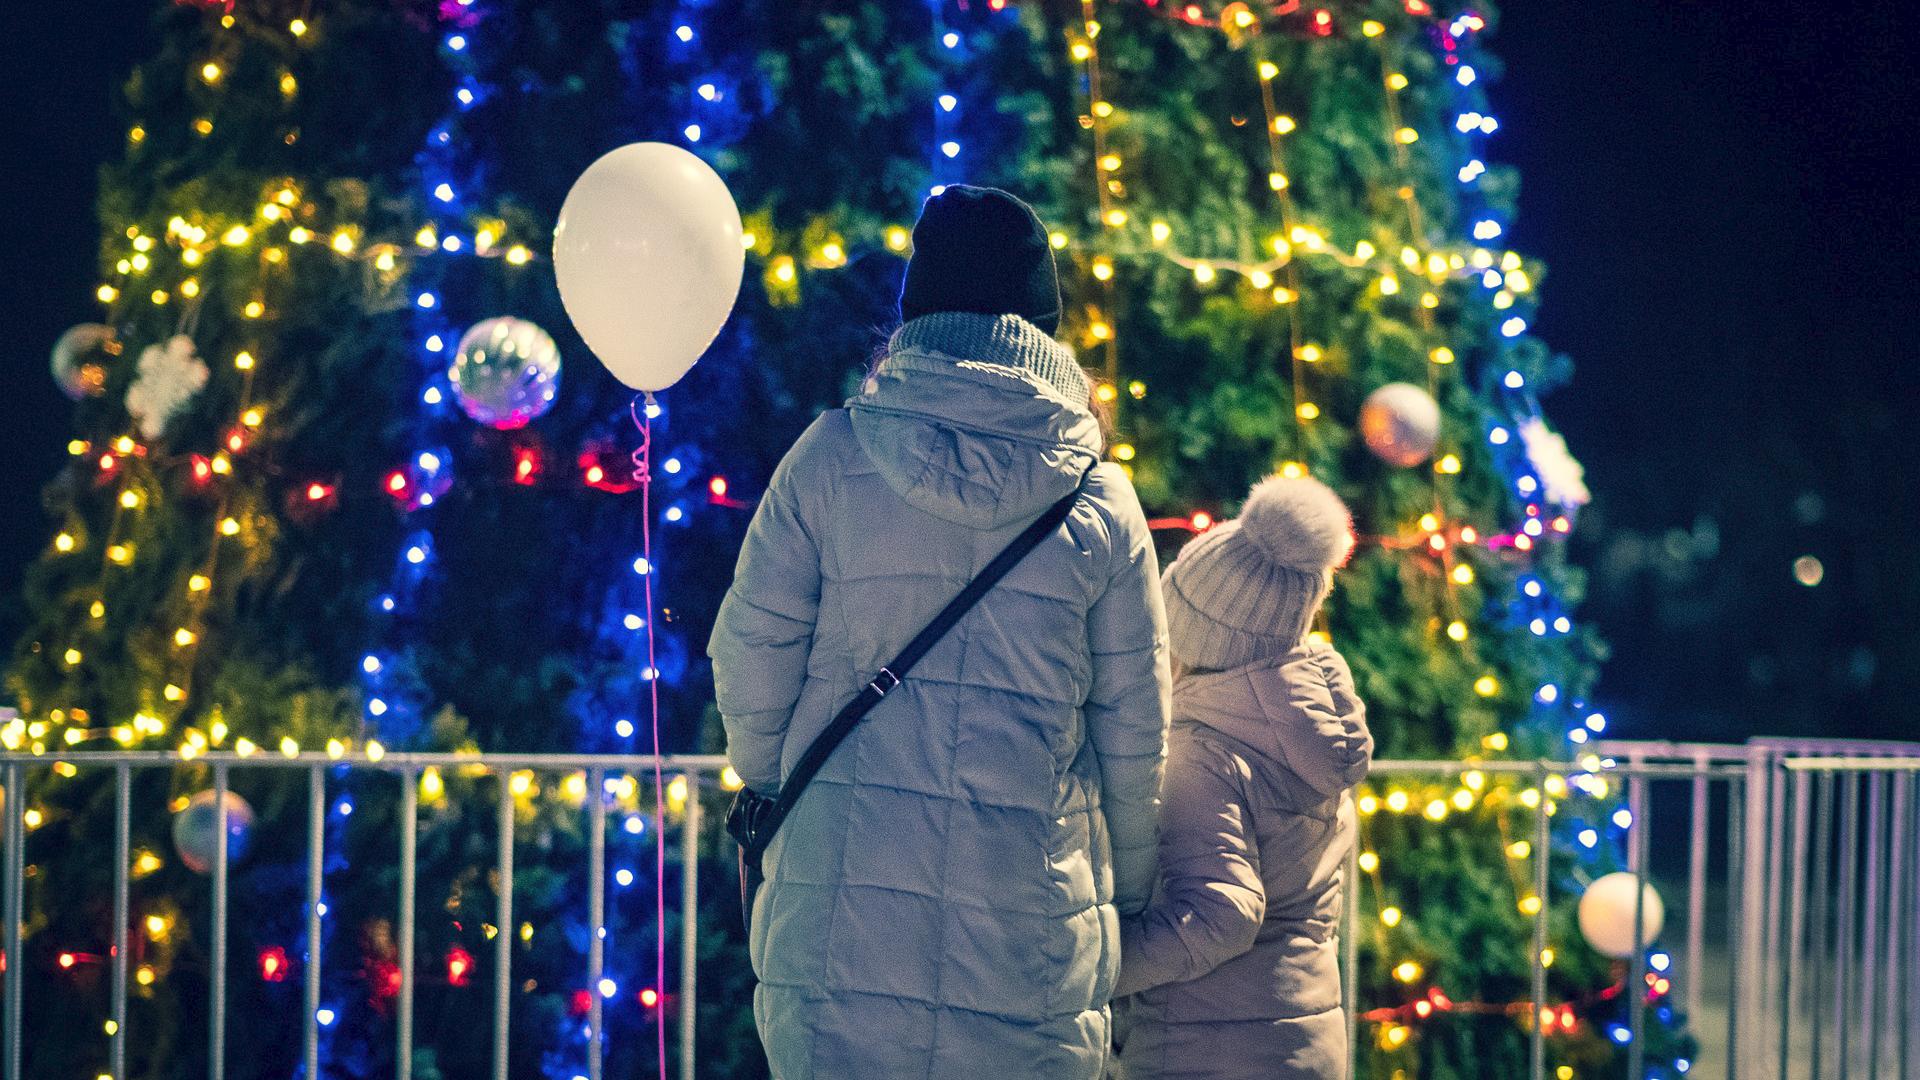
[1162,474,1356,669]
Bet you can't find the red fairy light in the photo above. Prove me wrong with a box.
[1428,533,1447,552]
[58,952,77,970]
[638,987,660,1008]
[1514,534,1534,552]
[190,456,213,484]
[99,454,117,473]
[385,470,411,500]
[1551,516,1571,533]
[306,482,332,502]
[1429,987,1452,1009]
[259,945,289,982]
[586,464,606,485]
[370,959,402,999]
[1191,511,1213,531]
[571,989,594,1016]
[1184,3,1203,21]
[1405,0,1432,13]
[1414,999,1433,1018]
[709,476,728,498]
[226,429,248,454]
[512,446,541,486]
[446,946,474,987]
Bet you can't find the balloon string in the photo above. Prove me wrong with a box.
[630,393,667,1080]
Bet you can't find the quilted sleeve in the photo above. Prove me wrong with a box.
[708,421,829,795]
[1084,465,1173,915]
[1115,736,1266,997]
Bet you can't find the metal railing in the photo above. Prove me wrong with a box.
[2,739,1916,1079]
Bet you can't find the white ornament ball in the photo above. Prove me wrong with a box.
[171,789,254,875]
[1577,871,1664,959]
[1358,382,1441,467]
[449,317,562,430]
[51,323,116,399]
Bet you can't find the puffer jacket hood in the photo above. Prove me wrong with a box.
[1174,646,1372,801]
[849,312,1101,530]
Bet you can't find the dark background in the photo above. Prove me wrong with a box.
[4,1,1914,742]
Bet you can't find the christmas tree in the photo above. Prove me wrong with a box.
[9,0,1687,1077]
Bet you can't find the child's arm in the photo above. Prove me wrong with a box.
[1114,737,1264,997]
[1273,641,1372,799]
[707,422,828,795]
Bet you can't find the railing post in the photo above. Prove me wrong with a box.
[679,774,700,1080]
[1783,767,1811,1076]
[587,769,606,1080]
[1687,751,1709,1029]
[1835,772,1859,1079]
[1343,830,1359,1079]
[1886,771,1909,1080]
[305,764,324,1080]
[398,770,418,1080]
[1862,771,1885,1080]
[3,760,22,1080]
[1530,762,1550,1080]
[211,763,230,1080]
[1628,762,1649,1080]
[112,763,131,1080]
[1726,772,1745,1080]
[493,772,515,1080]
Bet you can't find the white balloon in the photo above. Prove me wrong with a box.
[1358,382,1441,467]
[552,142,744,393]
[1577,871,1665,959]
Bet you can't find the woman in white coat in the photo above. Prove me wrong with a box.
[710,185,1171,1079]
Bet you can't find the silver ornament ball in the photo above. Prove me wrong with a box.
[171,789,255,875]
[51,323,117,400]
[1358,382,1441,467]
[449,317,562,430]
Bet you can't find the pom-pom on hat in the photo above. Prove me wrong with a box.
[1162,474,1356,670]
[899,185,1062,335]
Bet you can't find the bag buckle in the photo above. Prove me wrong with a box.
[868,668,901,697]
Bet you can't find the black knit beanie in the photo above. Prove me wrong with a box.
[898,185,1061,335]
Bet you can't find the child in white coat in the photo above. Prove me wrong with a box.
[1115,474,1372,1080]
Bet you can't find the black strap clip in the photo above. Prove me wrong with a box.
[868,668,901,697]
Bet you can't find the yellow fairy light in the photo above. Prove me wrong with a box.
[520,922,534,943]
[1248,269,1272,289]
[280,736,300,758]
[1518,894,1543,916]
[54,533,76,553]
[210,454,231,474]
[1380,906,1403,928]
[289,18,308,36]
[1069,41,1092,62]
[1149,221,1171,246]
[1545,774,1568,798]
[374,249,396,272]
[116,258,133,275]
[1430,346,1456,365]
[1426,253,1449,276]
[200,62,222,84]
[1484,731,1510,751]
[172,628,197,647]
[1103,208,1128,228]
[150,290,170,306]
[330,230,355,255]
[108,544,132,564]
[1091,100,1113,118]
[1357,851,1379,872]
[1268,171,1289,191]
[769,255,797,284]
[1258,61,1279,81]
[1463,770,1486,793]
[1363,20,1387,37]
[1357,794,1379,815]
[1089,321,1112,341]
[1493,290,1516,310]
[1451,564,1475,585]
[1507,269,1534,293]
[235,738,257,757]
[220,517,240,536]
[818,241,846,266]
[1423,799,1447,821]
[421,767,445,801]
[1296,402,1320,421]
[89,600,105,620]
[1378,274,1400,295]
[287,226,313,245]
[180,278,200,298]
[130,253,150,272]
[1095,383,1118,403]
[128,125,146,143]
[1519,787,1542,809]
[1384,1025,1410,1049]
[243,300,265,318]
[1113,443,1137,462]
[1271,287,1298,304]
[64,648,83,667]
[1396,128,1419,144]
[1278,461,1306,479]
[145,914,170,939]
[509,770,534,798]
[120,490,141,509]
[1272,115,1296,134]
[1542,948,1557,968]
[1091,257,1114,281]
[1385,71,1408,90]
[135,966,156,987]
[1385,790,1410,813]
[96,284,119,303]
[1451,789,1474,811]
[1297,344,1323,363]
[1393,961,1421,983]
[222,225,251,246]
[505,244,532,266]
[163,684,184,702]
[884,226,910,252]
[327,738,347,760]
[1098,153,1122,172]
[1436,454,1462,474]
[1419,512,1440,531]
[1191,262,1215,285]
[1508,840,1532,859]
[242,408,263,428]
[279,72,298,97]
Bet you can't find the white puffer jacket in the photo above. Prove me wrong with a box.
[711,312,1171,1079]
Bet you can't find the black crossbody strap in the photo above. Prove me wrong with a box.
[748,469,1091,855]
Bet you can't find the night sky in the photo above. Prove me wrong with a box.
[3,2,1912,741]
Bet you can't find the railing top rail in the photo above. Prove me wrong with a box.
[1748,735,1920,755]
[1781,756,1920,772]
[0,750,733,771]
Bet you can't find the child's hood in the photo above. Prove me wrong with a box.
[1174,642,1372,799]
